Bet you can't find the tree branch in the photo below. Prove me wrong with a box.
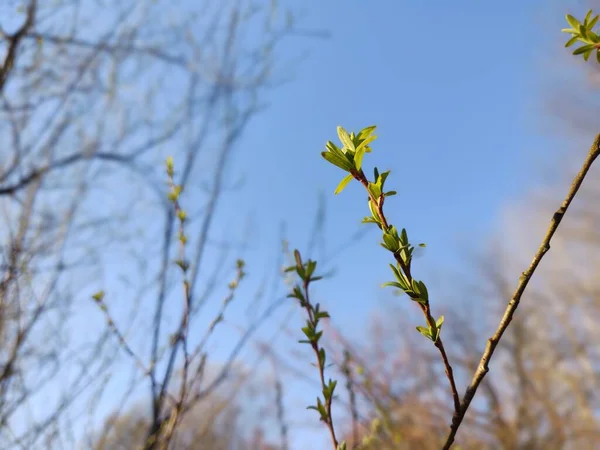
[443,133,600,449]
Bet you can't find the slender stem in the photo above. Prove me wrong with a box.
[302,278,339,449]
[442,134,600,449]
[354,170,461,415]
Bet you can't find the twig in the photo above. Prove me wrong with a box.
[301,274,339,449]
[442,134,600,449]
[341,349,359,448]
[0,0,36,92]
[354,171,462,415]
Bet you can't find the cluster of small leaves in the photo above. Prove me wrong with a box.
[321,126,443,343]
[563,10,600,62]
[321,125,376,194]
[285,250,345,450]
[166,156,189,271]
[165,155,192,351]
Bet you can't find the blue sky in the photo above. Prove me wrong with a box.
[204,0,577,447]
[235,0,553,339]
[9,0,589,448]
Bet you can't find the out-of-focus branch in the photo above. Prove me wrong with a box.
[0,0,36,92]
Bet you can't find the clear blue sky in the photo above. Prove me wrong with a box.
[20,0,585,448]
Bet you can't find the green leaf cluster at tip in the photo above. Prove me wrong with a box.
[321,125,377,194]
[563,10,600,62]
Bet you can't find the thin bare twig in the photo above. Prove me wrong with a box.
[0,0,36,92]
[442,134,600,449]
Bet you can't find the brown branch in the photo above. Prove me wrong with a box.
[0,0,36,92]
[442,134,600,449]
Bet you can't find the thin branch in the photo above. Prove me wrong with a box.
[442,134,600,449]
[354,171,462,415]
[0,0,37,92]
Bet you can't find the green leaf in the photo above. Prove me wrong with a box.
[416,325,432,340]
[379,170,391,187]
[561,27,578,34]
[419,243,426,247]
[367,182,382,199]
[92,290,105,302]
[325,379,337,398]
[314,330,323,342]
[384,190,397,197]
[589,15,599,30]
[318,348,326,367]
[321,150,354,171]
[565,35,579,47]
[334,174,353,195]
[573,43,596,55]
[175,259,189,272]
[165,156,174,177]
[400,228,409,245]
[413,280,429,302]
[326,140,341,153]
[316,310,330,320]
[301,326,314,339]
[362,216,380,225]
[337,126,355,152]
[305,260,317,279]
[382,281,403,289]
[584,49,593,61]
[436,315,445,328]
[587,30,599,41]
[389,263,402,281]
[566,14,581,30]
[382,233,399,252]
[368,199,380,222]
[354,146,366,171]
[585,9,593,25]
[356,134,377,154]
[357,125,377,141]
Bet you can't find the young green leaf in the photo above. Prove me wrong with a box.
[334,174,353,195]
[354,146,366,170]
[321,151,354,171]
[416,325,432,340]
[565,35,579,47]
[337,126,355,152]
[566,14,581,29]
[357,125,377,141]
[367,182,382,199]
